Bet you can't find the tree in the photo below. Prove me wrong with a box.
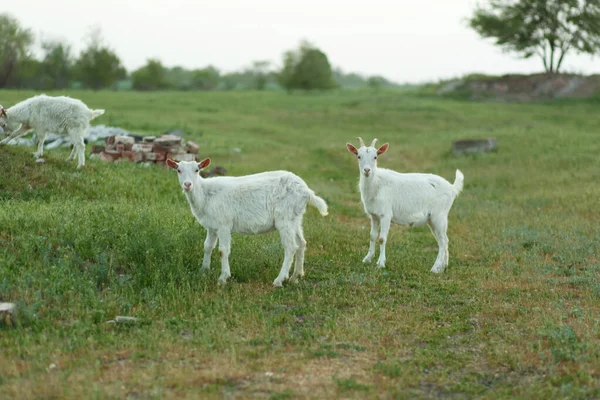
[278,41,335,92]
[40,39,73,89]
[246,60,271,90]
[190,66,220,90]
[469,0,600,73]
[367,75,387,90]
[75,27,126,90]
[0,13,34,88]
[132,59,166,90]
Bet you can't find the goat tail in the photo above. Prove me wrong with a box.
[309,192,329,216]
[453,169,464,196]
[90,109,105,120]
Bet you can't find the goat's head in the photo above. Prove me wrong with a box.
[166,158,211,192]
[0,106,8,134]
[346,137,389,178]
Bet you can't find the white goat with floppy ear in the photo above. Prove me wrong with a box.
[346,137,464,273]
[166,157,328,287]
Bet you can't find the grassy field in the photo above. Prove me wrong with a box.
[0,89,599,399]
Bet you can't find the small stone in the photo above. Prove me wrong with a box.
[35,158,45,164]
[0,303,16,313]
[452,138,497,156]
[115,316,138,324]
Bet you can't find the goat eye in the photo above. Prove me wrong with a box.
[195,169,199,173]
[374,156,377,160]
[177,170,181,173]
[357,156,361,159]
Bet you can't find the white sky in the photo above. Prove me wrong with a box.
[8,0,600,83]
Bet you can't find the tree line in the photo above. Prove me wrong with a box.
[0,14,400,92]
[4,1,597,92]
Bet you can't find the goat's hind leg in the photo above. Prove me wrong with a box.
[216,230,232,284]
[273,226,299,287]
[67,127,87,168]
[289,224,307,284]
[428,214,449,273]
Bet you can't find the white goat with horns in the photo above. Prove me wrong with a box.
[346,137,464,273]
[167,158,329,287]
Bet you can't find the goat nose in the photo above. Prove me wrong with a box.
[184,182,191,187]
[364,168,371,173]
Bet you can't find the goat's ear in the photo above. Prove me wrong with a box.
[346,143,358,156]
[198,157,211,170]
[166,159,178,169]
[0,107,6,118]
[377,143,389,155]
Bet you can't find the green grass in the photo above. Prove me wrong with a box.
[1,89,599,399]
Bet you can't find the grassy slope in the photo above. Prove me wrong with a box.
[0,89,599,399]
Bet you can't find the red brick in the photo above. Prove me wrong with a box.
[91,145,105,154]
[114,136,135,146]
[145,152,157,161]
[105,136,116,145]
[124,143,133,151]
[153,144,180,154]
[99,151,121,161]
[132,143,153,153]
[185,141,199,154]
[121,151,144,162]
[117,144,125,152]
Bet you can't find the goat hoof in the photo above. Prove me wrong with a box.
[362,256,373,263]
[200,267,210,274]
[376,262,386,269]
[272,279,284,288]
[431,266,444,274]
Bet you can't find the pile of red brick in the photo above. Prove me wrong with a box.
[91,134,200,166]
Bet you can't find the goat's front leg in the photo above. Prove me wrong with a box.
[217,229,232,284]
[33,132,47,158]
[376,215,392,268]
[0,126,30,145]
[201,229,218,273]
[363,215,380,263]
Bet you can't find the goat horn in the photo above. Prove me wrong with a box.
[356,137,365,147]
[370,138,378,147]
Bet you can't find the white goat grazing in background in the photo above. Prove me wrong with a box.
[346,137,464,273]
[167,158,329,287]
[0,94,105,168]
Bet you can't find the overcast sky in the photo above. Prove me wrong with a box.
[9,0,600,83]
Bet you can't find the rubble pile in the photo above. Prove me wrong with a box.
[91,134,200,166]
